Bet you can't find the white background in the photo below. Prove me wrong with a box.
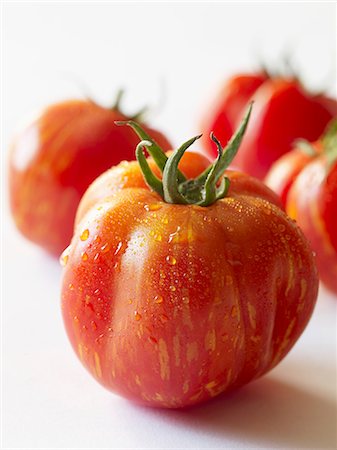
[2,2,337,449]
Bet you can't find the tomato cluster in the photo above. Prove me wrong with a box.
[8,70,334,409]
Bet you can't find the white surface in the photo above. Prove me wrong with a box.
[2,3,337,449]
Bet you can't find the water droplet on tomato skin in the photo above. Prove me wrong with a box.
[81,251,88,261]
[231,305,238,318]
[101,243,111,253]
[94,235,101,244]
[278,224,286,232]
[134,311,142,321]
[144,203,162,212]
[80,229,90,241]
[60,245,71,266]
[114,241,123,255]
[60,253,69,267]
[169,285,176,292]
[154,295,164,304]
[166,255,177,265]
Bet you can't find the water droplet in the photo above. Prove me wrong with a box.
[134,311,142,321]
[168,226,181,243]
[80,229,90,241]
[231,305,238,318]
[81,251,88,261]
[60,253,69,267]
[278,224,286,232]
[154,233,162,242]
[154,295,163,304]
[169,285,176,292]
[144,203,162,212]
[73,315,79,323]
[94,235,101,244]
[114,241,122,255]
[94,289,100,295]
[161,216,169,224]
[101,243,111,253]
[182,296,189,304]
[68,283,74,290]
[91,320,97,330]
[166,255,177,265]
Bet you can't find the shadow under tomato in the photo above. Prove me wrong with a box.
[139,375,336,449]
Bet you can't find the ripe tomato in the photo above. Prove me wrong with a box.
[61,109,318,408]
[8,96,172,256]
[201,72,336,179]
[266,122,337,294]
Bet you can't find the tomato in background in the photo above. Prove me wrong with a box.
[266,121,337,295]
[201,72,336,179]
[8,95,172,257]
[61,112,318,408]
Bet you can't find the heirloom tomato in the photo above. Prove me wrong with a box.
[266,121,337,294]
[201,71,336,179]
[8,93,171,256]
[61,106,318,408]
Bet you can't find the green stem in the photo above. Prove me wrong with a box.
[115,120,186,182]
[118,103,253,207]
[136,141,164,197]
[112,89,124,111]
[162,135,202,204]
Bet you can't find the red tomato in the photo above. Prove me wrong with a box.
[265,140,322,205]
[8,98,172,256]
[266,122,337,294]
[201,73,336,179]
[61,115,318,408]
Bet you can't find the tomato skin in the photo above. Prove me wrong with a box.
[200,73,267,153]
[265,141,321,206]
[61,152,318,408]
[8,100,172,256]
[286,157,337,294]
[202,75,336,179]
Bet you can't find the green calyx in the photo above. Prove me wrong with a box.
[116,102,252,207]
[295,119,337,172]
[112,89,148,122]
[323,119,337,169]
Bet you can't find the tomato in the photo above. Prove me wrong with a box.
[201,72,336,179]
[266,122,337,294]
[61,108,318,408]
[8,95,172,256]
[265,140,322,206]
